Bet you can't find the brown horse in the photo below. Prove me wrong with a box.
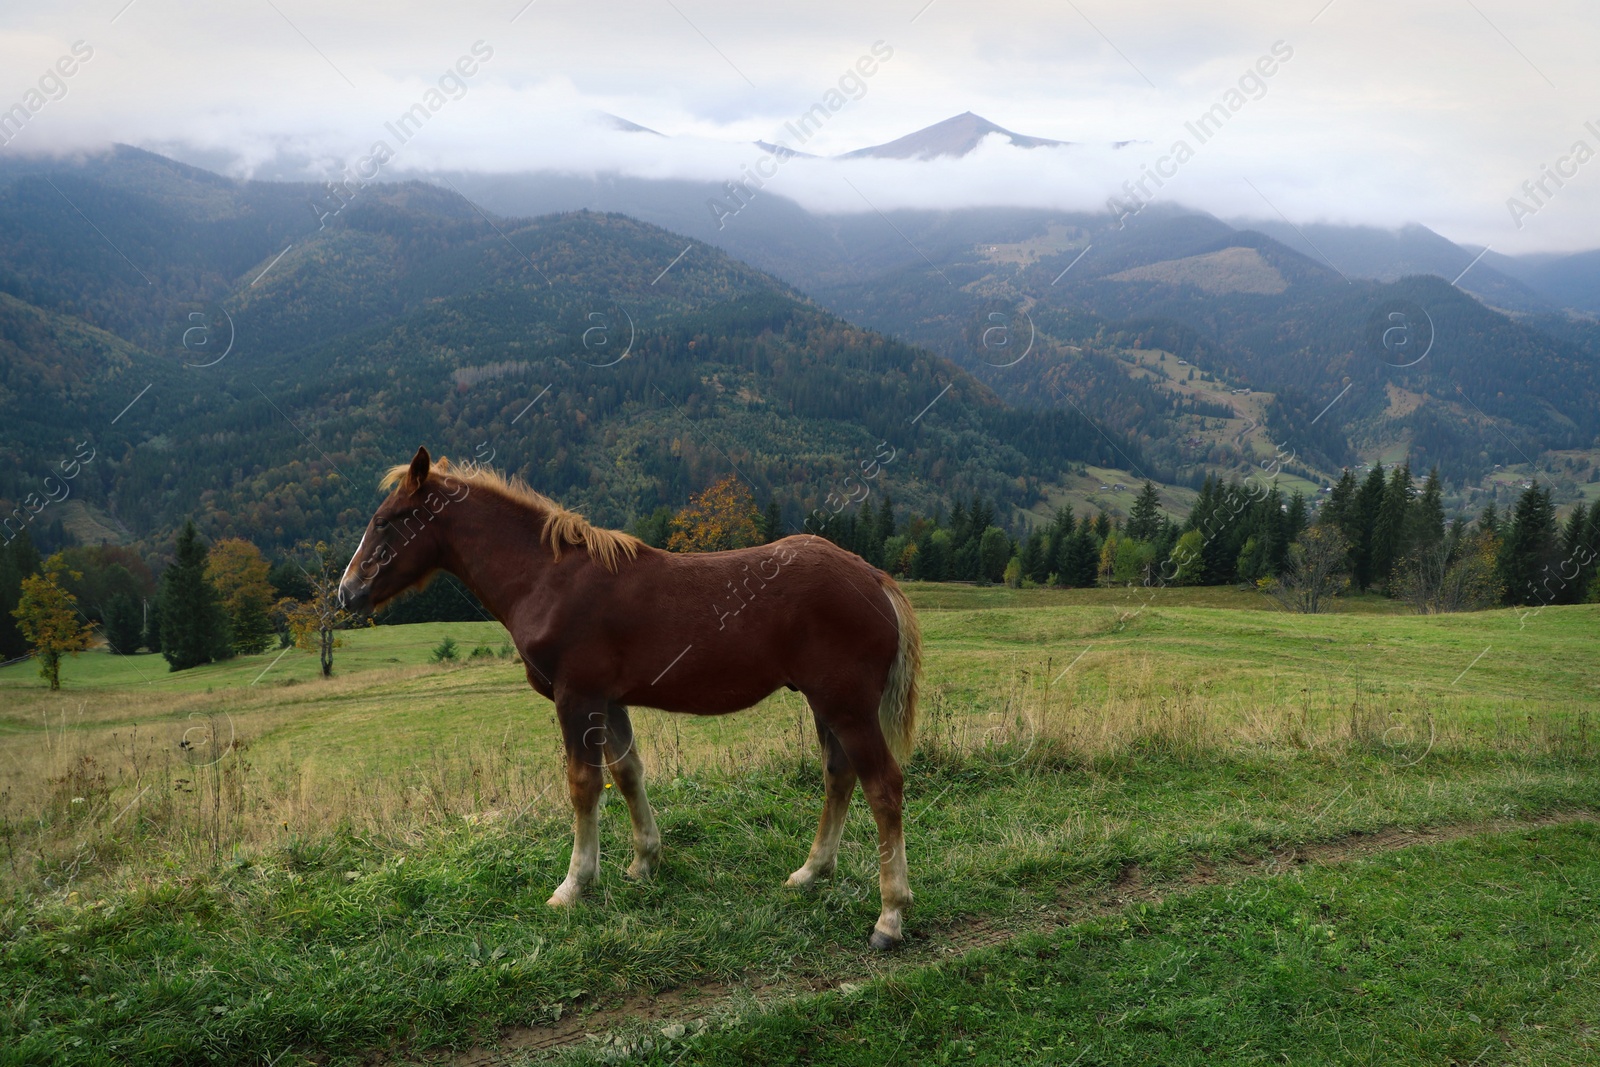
[337,447,922,948]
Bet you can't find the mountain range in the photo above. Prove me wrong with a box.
[0,146,1126,562]
[2,142,1598,568]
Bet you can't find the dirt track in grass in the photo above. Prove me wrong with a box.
[437,810,1598,1065]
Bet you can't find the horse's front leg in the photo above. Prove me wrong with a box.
[548,694,608,907]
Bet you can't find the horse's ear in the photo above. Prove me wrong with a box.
[406,446,431,491]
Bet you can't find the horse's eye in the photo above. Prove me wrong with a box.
[375,519,389,530]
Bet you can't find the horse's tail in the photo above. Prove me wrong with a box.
[876,575,922,765]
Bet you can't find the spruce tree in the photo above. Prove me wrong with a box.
[1410,467,1446,554]
[761,500,784,544]
[103,592,145,655]
[1126,481,1163,541]
[857,508,881,566]
[1047,503,1076,571]
[1582,504,1600,605]
[1478,500,1500,538]
[159,521,231,671]
[1558,502,1592,605]
[1321,470,1357,532]
[1370,464,1414,592]
[0,532,40,660]
[1285,491,1308,543]
[1071,526,1101,587]
[1020,530,1045,584]
[873,492,895,548]
[1351,466,1389,590]
[1497,484,1559,606]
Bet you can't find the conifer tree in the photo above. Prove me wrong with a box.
[103,592,145,655]
[1555,503,1590,605]
[1497,483,1558,606]
[159,520,232,671]
[1478,501,1500,538]
[1351,466,1389,590]
[0,531,43,660]
[1410,467,1446,554]
[1126,481,1163,541]
[1371,463,1414,592]
[1321,470,1357,532]
[1285,491,1308,544]
[873,492,896,548]
[1070,525,1100,587]
[1020,530,1045,584]
[761,500,784,544]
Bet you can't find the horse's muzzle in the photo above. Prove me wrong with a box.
[338,579,372,614]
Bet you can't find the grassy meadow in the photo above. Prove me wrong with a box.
[1,584,1598,1065]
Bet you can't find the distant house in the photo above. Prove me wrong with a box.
[1098,484,1110,491]
[1112,483,1127,491]
[1177,359,1188,365]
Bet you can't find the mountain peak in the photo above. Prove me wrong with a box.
[837,113,1068,161]
[597,112,663,136]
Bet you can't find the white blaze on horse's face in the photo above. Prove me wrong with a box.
[337,530,369,609]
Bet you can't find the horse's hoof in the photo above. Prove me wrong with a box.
[869,928,902,952]
[625,862,654,881]
[786,864,834,889]
[547,884,581,907]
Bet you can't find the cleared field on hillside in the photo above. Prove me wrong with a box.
[1,587,1596,1065]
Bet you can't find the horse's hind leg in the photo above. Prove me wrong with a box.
[786,709,858,889]
[548,694,607,907]
[812,699,911,950]
[603,704,661,879]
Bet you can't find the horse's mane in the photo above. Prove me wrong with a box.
[379,457,642,573]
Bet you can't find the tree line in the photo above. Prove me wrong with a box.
[1,522,369,687]
[5,468,1596,689]
[661,467,1600,614]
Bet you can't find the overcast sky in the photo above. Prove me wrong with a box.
[3,1,1597,253]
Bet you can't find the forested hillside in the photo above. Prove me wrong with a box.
[0,148,1131,564]
[796,211,1600,489]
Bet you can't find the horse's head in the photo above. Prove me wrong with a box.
[338,446,468,613]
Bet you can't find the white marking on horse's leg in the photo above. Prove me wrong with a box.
[610,747,660,878]
[787,781,854,886]
[549,760,603,907]
[858,768,911,949]
[872,827,911,947]
[787,728,857,888]
[548,803,599,906]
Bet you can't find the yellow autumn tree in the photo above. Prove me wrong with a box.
[272,541,368,677]
[668,475,763,552]
[12,553,95,690]
[206,538,276,654]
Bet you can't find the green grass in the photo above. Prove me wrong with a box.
[1,593,1597,1065]
[0,619,514,696]
[631,821,1600,1066]
[6,752,1600,1066]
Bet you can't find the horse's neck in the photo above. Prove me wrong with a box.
[437,492,551,624]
